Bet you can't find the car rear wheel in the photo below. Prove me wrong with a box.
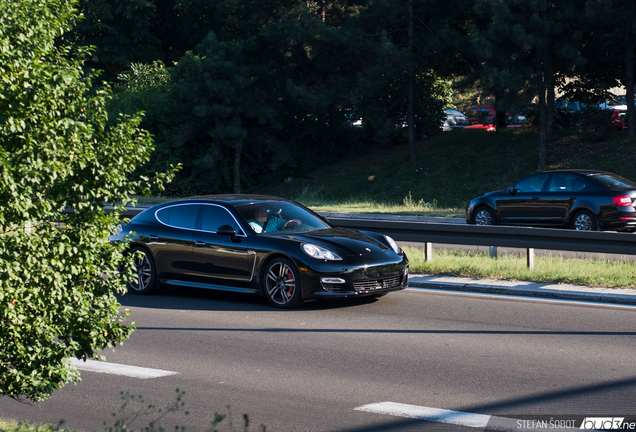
[473,207,495,225]
[263,258,303,308]
[128,247,157,294]
[572,210,598,231]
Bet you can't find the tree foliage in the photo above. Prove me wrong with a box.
[0,0,175,401]
[72,0,636,197]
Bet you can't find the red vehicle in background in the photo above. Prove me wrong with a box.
[612,110,626,131]
[464,106,496,124]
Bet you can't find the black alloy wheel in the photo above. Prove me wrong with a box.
[473,206,495,225]
[264,257,302,308]
[128,247,157,294]
[571,210,598,231]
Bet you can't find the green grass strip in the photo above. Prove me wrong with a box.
[405,247,636,289]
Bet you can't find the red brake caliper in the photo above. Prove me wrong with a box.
[286,270,294,295]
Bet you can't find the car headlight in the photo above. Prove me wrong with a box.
[302,243,342,261]
[384,235,401,254]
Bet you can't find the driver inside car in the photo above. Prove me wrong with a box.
[247,207,300,233]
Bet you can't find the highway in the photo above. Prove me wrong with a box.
[2,286,636,431]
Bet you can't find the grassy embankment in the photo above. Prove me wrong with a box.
[261,128,636,289]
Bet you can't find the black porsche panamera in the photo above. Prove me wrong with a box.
[111,195,409,308]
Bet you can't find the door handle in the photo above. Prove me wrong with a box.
[195,241,206,247]
[148,235,159,240]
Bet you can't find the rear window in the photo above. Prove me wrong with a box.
[590,173,636,190]
[156,204,198,229]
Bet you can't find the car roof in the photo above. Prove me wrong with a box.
[153,194,302,208]
[445,108,463,115]
[540,169,614,176]
[159,194,295,206]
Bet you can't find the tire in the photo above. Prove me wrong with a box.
[571,210,598,231]
[473,206,496,225]
[128,247,157,294]
[263,257,303,308]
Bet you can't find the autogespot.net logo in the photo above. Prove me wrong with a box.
[580,417,633,430]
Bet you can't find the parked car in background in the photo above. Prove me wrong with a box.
[463,105,531,130]
[504,114,530,128]
[462,113,530,131]
[442,108,470,131]
[111,195,409,308]
[466,170,636,231]
[611,109,626,130]
[464,105,496,124]
[554,100,625,131]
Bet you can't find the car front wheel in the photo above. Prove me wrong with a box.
[473,207,496,225]
[572,210,598,231]
[128,247,157,294]
[263,258,303,308]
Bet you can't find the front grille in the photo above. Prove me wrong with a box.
[353,275,402,292]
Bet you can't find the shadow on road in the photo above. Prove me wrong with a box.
[117,285,385,312]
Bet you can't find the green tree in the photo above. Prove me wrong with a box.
[159,6,375,195]
[356,0,469,157]
[70,0,168,79]
[0,0,175,401]
[470,0,583,169]
[109,60,171,132]
[164,32,275,194]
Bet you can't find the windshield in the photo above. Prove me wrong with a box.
[590,173,636,190]
[233,201,331,234]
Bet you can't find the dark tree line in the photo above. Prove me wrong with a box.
[70,0,636,195]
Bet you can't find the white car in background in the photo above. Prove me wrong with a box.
[442,108,470,131]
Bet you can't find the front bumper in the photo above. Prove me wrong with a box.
[299,257,409,300]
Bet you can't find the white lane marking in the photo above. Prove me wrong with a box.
[70,358,178,379]
[355,402,490,428]
[354,402,586,431]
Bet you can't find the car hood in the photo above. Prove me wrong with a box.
[479,190,504,197]
[277,228,389,255]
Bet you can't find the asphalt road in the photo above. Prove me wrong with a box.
[2,287,636,431]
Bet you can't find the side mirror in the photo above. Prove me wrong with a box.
[216,225,237,236]
[506,186,518,196]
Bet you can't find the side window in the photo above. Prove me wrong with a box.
[547,174,569,192]
[156,204,198,229]
[571,177,587,192]
[200,205,240,233]
[515,174,549,192]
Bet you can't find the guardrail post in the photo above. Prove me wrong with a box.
[527,248,534,270]
[425,242,432,262]
[489,246,498,259]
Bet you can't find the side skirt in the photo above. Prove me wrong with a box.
[161,279,260,295]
